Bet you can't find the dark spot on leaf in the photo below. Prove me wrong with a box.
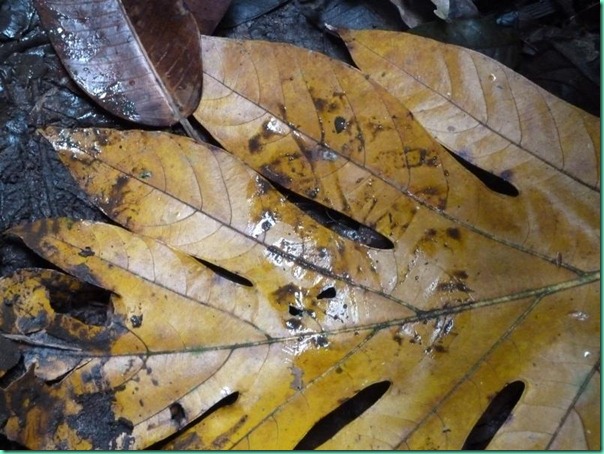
[248,134,262,154]
[130,314,143,328]
[425,228,437,238]
[138,169,152,179]
[81,363,104,388]
[463,381,525,449]
[453,270,469,280]
[294,381,391,450]
[286,318,303,330]
[436,281,473,293]
[78,246,95,257]
[404,147,439,167]
[334,116,347,133]
[433,344,448,353]
[194,257,253,287]
[313,97,328,112]
[260,164,293,188]
[446,227,461,240]
[272,284,300,305]
[317,287,336,299]
[69,263,102,289]
[448,150,519,197]
[417,186,441,196]
[313,335,329,348]
[306,187,320,198]
[101,174,130,214]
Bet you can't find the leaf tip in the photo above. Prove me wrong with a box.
[36,125,59,140]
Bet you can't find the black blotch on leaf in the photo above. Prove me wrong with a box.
[294,381,391,450]
[68,391,134,449]
[130,314,143,328]
[436,281,472,293]
[78,246,95,257]
[195,258,253,287]
[317,287,336,299]
[448,150,519,197]
[286,318,303,330]
[462,381,525,450]
[313,335,329,348]
[248,134,262,153]
[269,181,394,250]
[334,116,347,133]
[446,227,461,240]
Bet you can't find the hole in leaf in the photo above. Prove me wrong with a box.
[46,277,112,326]
[170,402,186,426]
[462,380,525,450]
[289,305,304,316]
[294,380,391,450]
[317,287,336,299]
[269,181,394,250]
[195,258,254,287]
[150,392,240,449]
[448,151,519,197]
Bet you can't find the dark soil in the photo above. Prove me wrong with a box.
[0,0,599,449]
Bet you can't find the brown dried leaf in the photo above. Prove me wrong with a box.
[33,0,203,126]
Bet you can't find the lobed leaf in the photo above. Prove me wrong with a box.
[1,32,600,450]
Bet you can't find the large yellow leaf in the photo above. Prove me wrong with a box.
[194,36,599,274]
[337,28,600,190]
[2,32,599,449]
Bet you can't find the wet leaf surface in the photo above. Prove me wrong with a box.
[8,33,599,443]
[0,1,600,451]
[33,0,203,126]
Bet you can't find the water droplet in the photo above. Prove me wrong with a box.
[489,73,497,82]
[568,311,589,321]
[265,117,287,135]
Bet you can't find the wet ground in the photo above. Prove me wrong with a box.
[0,0,599,449]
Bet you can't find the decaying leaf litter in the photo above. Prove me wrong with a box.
[0,0,600,450]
